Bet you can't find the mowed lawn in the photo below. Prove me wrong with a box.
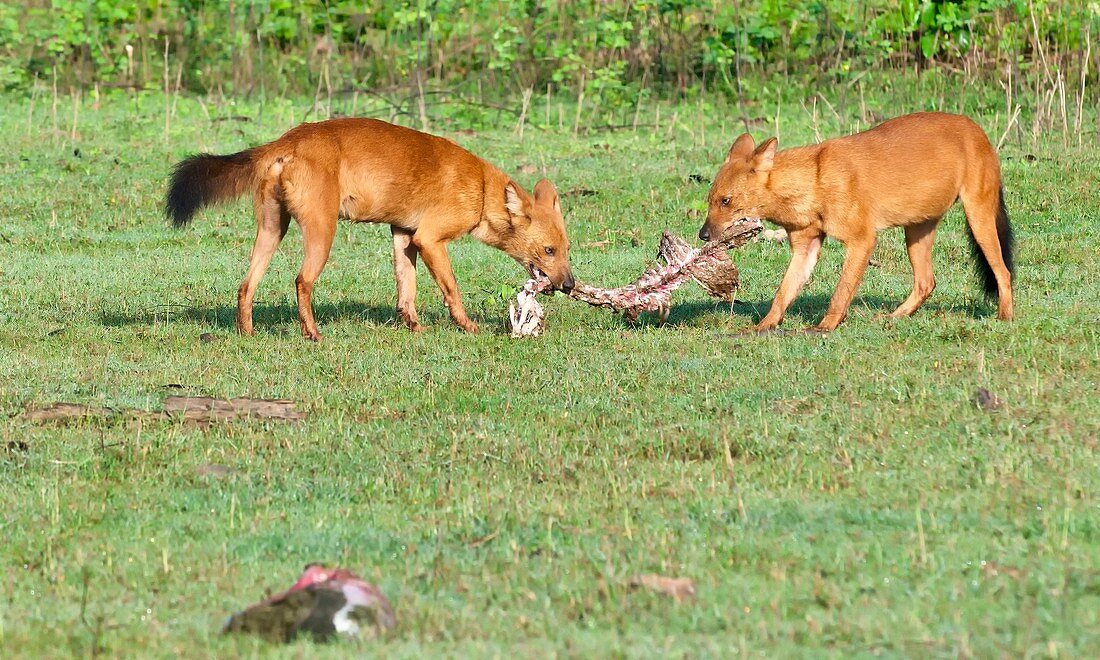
[0,86,1097,657]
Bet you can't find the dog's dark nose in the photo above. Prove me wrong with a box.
[698,225,711,242]
[560,273,575,293]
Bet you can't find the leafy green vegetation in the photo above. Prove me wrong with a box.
[4,0,1098,102]
[0,69,1097,655]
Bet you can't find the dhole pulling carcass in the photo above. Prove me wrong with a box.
[698,112,1014,332]
[166,118,574,340]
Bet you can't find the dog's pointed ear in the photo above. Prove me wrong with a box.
[726,133,756,163]
[753,137,778,172]
[505,182,528,219]
[533,179,561,214]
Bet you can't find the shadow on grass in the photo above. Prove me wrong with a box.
[101,294,993,336]
[656,293,988,327]
[100,301,410,332]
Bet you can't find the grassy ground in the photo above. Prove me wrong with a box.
[0,80,1098,657]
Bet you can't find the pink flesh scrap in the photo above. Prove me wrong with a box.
[223,564,396,643]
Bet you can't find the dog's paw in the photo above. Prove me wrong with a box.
[748,321,780,334]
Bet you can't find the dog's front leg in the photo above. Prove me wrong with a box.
[816,232,876,332]
[391,226,425,332]
[413,235,479,333]
[753,229,823,331]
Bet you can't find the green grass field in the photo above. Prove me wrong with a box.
[1,83,1098,657]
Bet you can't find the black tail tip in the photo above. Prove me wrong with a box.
[164,149,255,228]
[164,154,209,228]
[165,190,195,228]
[998,192,1015,279]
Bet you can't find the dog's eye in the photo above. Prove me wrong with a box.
[721,197,732,207]
[544,246,555,256]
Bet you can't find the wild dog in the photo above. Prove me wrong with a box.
[166,118,574,340]
[698,112,1015,332]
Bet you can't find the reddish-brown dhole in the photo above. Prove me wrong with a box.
[167,118,574,340]
[699,112,1014,332]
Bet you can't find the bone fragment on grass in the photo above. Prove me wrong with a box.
[509,218,762,337]
[508,278,547,338]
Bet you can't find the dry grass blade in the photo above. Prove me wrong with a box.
[980,561,1027,580]
[629,574,698,603]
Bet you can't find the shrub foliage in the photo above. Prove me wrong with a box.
[2,1,1097,102]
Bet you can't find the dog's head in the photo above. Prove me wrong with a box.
[698,133,776,242]
[501,179,574,292]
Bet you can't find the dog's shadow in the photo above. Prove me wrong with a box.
[100,301,408,334]
[101,293,992,337]
[656,293,987,327]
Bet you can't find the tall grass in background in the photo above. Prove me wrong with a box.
[3,1,1097,148]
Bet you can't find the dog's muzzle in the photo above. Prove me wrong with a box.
[559,272,575,293]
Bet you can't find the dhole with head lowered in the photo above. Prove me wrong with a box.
[698,112,1014,332]
[166,118,574,340]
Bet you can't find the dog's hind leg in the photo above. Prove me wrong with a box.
[961,183,1014,321]
[890,219,939,318]
[293,192,339,342]
[391,226,424,332]
[237,183,291,336]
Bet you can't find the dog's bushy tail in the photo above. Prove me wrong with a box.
[166,149,258,227]
[969,186,1014,297]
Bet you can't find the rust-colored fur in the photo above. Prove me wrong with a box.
[699,112,1014,331]
[167,118,574,339]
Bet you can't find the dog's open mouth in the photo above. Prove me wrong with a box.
[527,264,552,289]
